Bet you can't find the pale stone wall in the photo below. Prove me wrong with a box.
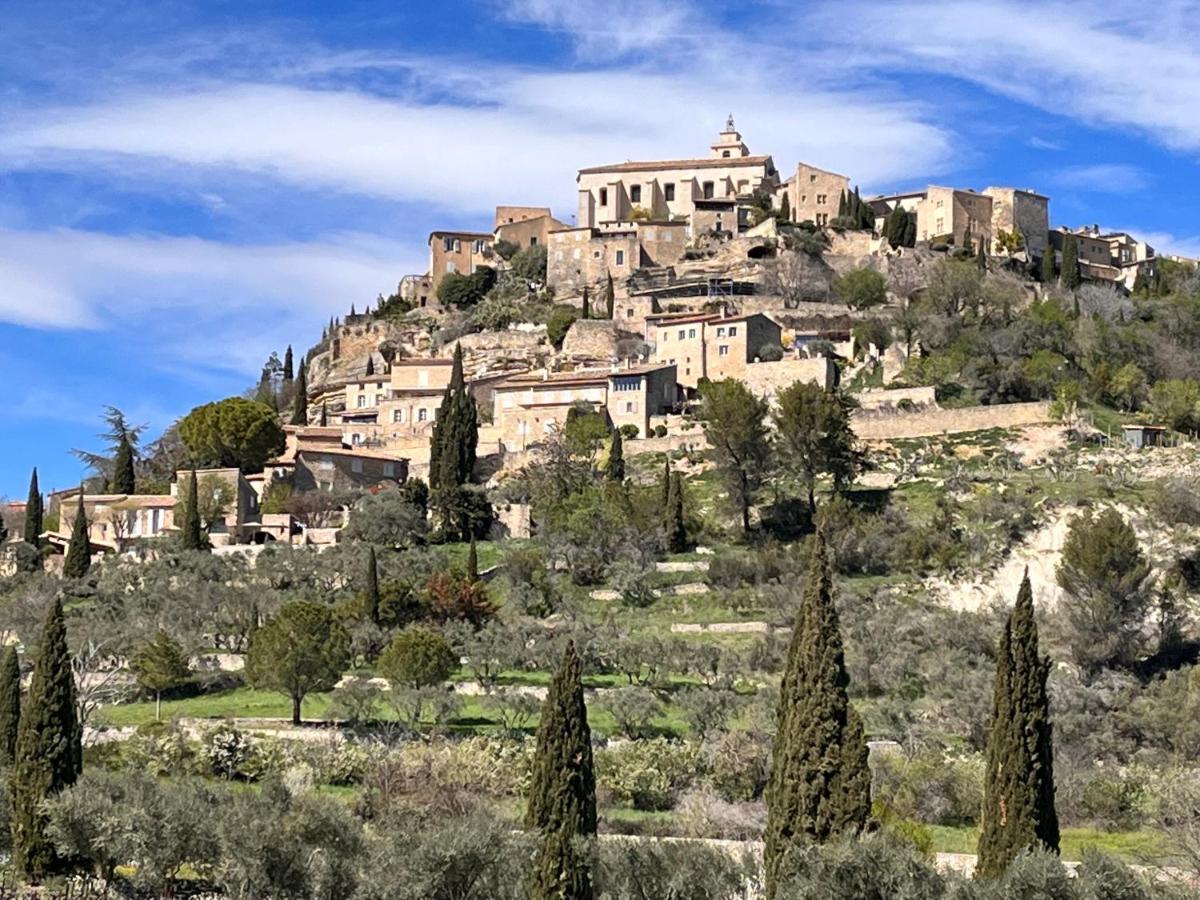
[743,356,835,401]
[855,385,937,410]
[784,163,849,227]
[983,187,1049,258]
[916,187,993,247]
[561,319,620,360]
[429,232,493,290]
[494,206,551,228]
[634,222,688,268]
[852,401,1050,440]
[495,214,566,250]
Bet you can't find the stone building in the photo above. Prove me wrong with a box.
[646,310,783,390]
[428,230,495,290]
[546,221,687,296]
[492,363,678,449]
[575,117,779,230]
[778,162,850,227]
[1051,226,1157,291]
[290,448,408,494]
[494,206,568,250]
[982,187,1050,258]
[915,186,993,248]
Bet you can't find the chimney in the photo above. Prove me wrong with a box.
[626,357,633,370]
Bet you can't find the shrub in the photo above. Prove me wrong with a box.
[758,343,785,362]
[832,267,887,310]
[702,730,772,802]
[379,627,457,688]
[619,424,640,440]
[202,723,251,779]
[653,424,668,438]
[510,245,548,282]
[546,304,580,348]
[596,738,702,811]
[599,686,665,739]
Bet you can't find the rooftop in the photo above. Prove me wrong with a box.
[578,155,773,176]
[498,363,674,389]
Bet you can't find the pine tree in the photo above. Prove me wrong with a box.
[526,641,596,900]
[365,355,375,377]
[0,646,21,766]
[665,471,687,553]
[779,191,791,223]
[764,532,870,898]
[11,598,81,881]
[179,469,207,552]
[291,359,309,426]
[605,428,625,482]
[366,545,381,626]
[255,366,277,411]
[282,345,294,384]
[1061,235,1082,290]
[1041,244,1057,284]
[129,631,190,722]
[581,286,591,320]
[110,432,136,494]
[24,469,42,549]
[62,492,91,579]
[466,535,479,582]
[977,572,1059,877]
[977,240,988,272]
[605,271,615,319]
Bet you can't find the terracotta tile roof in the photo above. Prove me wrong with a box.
[578,155,773,176]
[646,311,769,327]
[497,364,673,390]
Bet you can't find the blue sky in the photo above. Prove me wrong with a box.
[3,0,1200,497]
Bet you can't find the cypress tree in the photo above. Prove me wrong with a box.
[466,535,479,582]
[366,546,381,626]
[319,403,328,427]
[62,492,91,579]
[837,189,848,218]
[962,226,973,255]
[11,598,81,881]
[110,432,136,494]
[661,459,672,508]
[764,532,870,899]
[429,345,479,537]
[179,470,207,552]
[779,191,791,223]
[282,345,294,384]
[0,646,21,766]
[605,428,625,482]
[977,240,988,273]
[291,359,309,426]
[24,469,43,549]
[365,355,375,377]
[605,271,615,319]
[665,471,687,553]
[526,641,596,900]
[1041,245,1057,284]
[1062,235,1082,289]
[581,286,591,320]
[977,572,1059,877]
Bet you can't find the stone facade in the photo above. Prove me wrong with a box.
[851,401,1051,441]
[982,187,1049,258]
[779,162,849,227]
[292,448,408,493]
[1051,227,1157,291]
[428,230,494,290]
[648,310,783,390]
[916,187,993,248]
[546,221,687,296]
[495,213,567,251]
[743,356,836,402]
[576,120,779,229]
[561,319,622,361]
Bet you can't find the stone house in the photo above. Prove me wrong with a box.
[398,273,433,310]
[778,162,850,227]
[1,502,25,542]
[982,187,1049,258]
[646,310,783,390]
[494,206,568,251]
[291,448,408,493]
[915,186,993,248]
[1051,226,1157,290]
[546,221,687,296]
[492,363,678,449]
[575,118,779,230]
[428,230,495,290]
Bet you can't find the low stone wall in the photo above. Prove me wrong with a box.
[855,385,938,410]
[852,401,1051,440]
[626,432,710,457]
[744,356,836,398]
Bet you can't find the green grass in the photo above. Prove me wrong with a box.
[95,688,334,727]
[926,826,1161,862]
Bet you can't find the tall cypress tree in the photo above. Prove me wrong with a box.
[430,345,479,536]
[1041,245,1057,284]
[764,532,870,899]
[605,272,615,319]
[179,470,207,552]
[605,428,624,482]
[61,493,91,579]
[661,459,672,508]
[291,359,309,426]
[581,286,591,320]
[977,572,1059,877]
[365,545,381,626]
[282,345,294,385]
[526,641,596,900]
[11,598,81,881]
[0,646,21,766]
[962,226,973,255]
[665,471,687,553]
[365,355,375,377]
[466,535,479,582]
[23,469,43,549]
[976,240,988,272]
[779,191,791,223]
[1061,235,1082,289]
[837,189,848,218]
[110,432,136,494]
[319,403,329,427]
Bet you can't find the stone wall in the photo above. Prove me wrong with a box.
[852,401,1051,440]
[743,356,836,399]
[855,385,937,410]
[441,329,548,373]
[561,319,621,361]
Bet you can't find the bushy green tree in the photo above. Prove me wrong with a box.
[1147,378,1200,431]
[0,646,20,766]
[178,397,285,471]
[547,304,581,349]
[245,601,350,725]
[764,533,869,898]
[774,383,862,514]
[526,641,596,900]
[699,378,771,535]
[511,245,548,283]
[977,573,1059,877]
[365,545,381,625]
[832,268,887,311]
[23,468,42,548]
[379,626,457,688]
[12,598,81,881]
[437,267,496,308]
[1056,509,1150,674]
[130,631,191,721]
[62,493,91,579]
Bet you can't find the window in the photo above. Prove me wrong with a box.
[446,261,456,274]
[625,401,637,413]
[688,328,696,339]
[809,174,817,183]
[817,213,828,226]
[722,150,731,158]
[626,309,634,318]
[664,183,675,201]
[318,456,333,470]
[662,331,669,341]
[599,188,608,207]
[615,249,625,266]
[630,185,642,203]
[418,409,428,422]
[719,345,729,356]
[392,409,403,423]
[716,326,726,337]
[473,240,485,253]
[663,230,672,242]
[678,329,686,340]
[453,239,461,251]
[728,326,738,336]
[936,200,944,208]
[383,462,395,477]
[530,236,538,246]
[351,459,364,474]
[935,217,944,232]
[375,393,384,406]
[352,433,362,445]
[442,237,454,252]
[356,395,367,408]
[703,181,714,199]
[801,194,807,203]
[817,194,827,205]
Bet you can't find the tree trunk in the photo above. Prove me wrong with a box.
[292,694,302,725]
[155,691,162,722]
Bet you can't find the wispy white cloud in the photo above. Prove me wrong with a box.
[801,0,1200,152]
[1051,164,1149,194]
[1026,136,1064,152]
[500,0,700,55]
